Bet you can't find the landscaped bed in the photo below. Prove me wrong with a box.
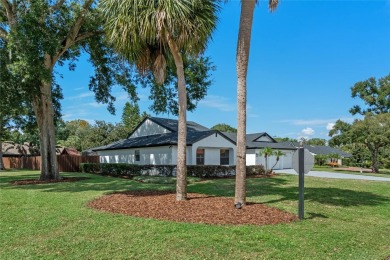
[88,190,297,225]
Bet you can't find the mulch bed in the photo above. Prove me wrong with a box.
[88,190,298,226]
[10,177,89,185]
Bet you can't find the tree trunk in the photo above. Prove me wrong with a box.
[33,79,59,180]
[167,36,187,201]
[271,157,279,172]
[235,0,256,206]
[371,149,379,173]
[0,139,4,170]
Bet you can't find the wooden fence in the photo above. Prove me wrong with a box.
[2,155,99,172]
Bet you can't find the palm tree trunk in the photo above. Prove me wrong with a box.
[235,0,256,206]
[33,79,59,180]
[166,35,187,201]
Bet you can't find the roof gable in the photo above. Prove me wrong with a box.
[128,118,172,139]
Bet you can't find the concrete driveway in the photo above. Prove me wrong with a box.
[274,169,390,182]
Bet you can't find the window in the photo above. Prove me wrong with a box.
[196,149,205,165]
[135,150,140,162]
[220,149,230,165]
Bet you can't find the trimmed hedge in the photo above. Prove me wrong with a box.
[80,163,266,178]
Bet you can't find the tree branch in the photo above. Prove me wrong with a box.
[0,27,7,39]
[75,30,103,43]
[53,0,94,64]
[50,0,66,13]
[1,0,14,27]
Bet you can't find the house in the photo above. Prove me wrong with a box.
[287,142,352,165]
[94,117,352,169]
[1,141,39,157]
[94,117,237,166]
[56,146,80,156]
[222,132,296,169]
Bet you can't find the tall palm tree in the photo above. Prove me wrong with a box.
[100,0,219,201]
[234,0,279,207]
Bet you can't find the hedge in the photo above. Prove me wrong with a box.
[80,163,266,178]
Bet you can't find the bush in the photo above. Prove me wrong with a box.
[80,163,267,178]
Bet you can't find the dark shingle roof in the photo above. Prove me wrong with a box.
[283,142,352,158]
[222,132,295,150]
[149,117,210,132]
[93,131,222,151]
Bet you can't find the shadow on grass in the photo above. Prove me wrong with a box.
[2,172,175,194]
[189,177,390,207]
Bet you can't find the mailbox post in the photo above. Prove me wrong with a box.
[298,146,304,220]
[292,144,314,221]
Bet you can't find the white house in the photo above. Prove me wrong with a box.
[222,132,296,170]
[94,117,237,166]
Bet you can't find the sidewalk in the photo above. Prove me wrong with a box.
[274,169,390,182]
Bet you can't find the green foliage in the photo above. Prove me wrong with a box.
[121,102,148,132]
[329,113,390,172]
[211,123,237,133]
[349,73,390,115]
[80,163,266,178]
[273,137,298,143]
[57,120,129,151]
[306,138,327,146]
[140,56,216,115]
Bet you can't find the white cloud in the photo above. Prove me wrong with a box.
[199,95,235,112]
[326,122,335,131]
[280,117,355,126]
[301,127,315,136]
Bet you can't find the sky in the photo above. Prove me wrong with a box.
[58,0,390,140]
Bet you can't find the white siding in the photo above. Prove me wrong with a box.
[192,133,236,165]
[255,135,274,142]
[246,149,257,166]
[171,146,192,165]
[129,119,171,138]
[248,149,295,169]
[98,146,173,165]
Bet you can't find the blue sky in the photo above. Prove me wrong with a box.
[58,0,390,140]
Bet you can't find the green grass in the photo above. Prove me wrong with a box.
[133,175,202,184]
[313,166,390,177]
[1,170,390,259]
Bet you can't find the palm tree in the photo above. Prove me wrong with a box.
[100,0,219,201]
[258,147,274,173]
[234,0,279,206]
[270,150,285,172]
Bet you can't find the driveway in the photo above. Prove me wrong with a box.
[274,169,390,182]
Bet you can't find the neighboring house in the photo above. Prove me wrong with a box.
[287,142,352,165]
[56,146,80,156]
[222,132,296,170]
[94,117,237,166]
[1,141,39,157]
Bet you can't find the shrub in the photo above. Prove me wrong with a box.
[80,163,267,178]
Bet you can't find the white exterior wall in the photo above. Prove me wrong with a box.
[191,133,236,165]
[171,146,192,165]
[130,119,171,138]
[246,149,295,169]
[246,149,257,166]
[255,136,274,142]
[98,146,173,165]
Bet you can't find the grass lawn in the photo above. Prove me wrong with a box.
[1,170,390,259]
[313,166,390,177]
